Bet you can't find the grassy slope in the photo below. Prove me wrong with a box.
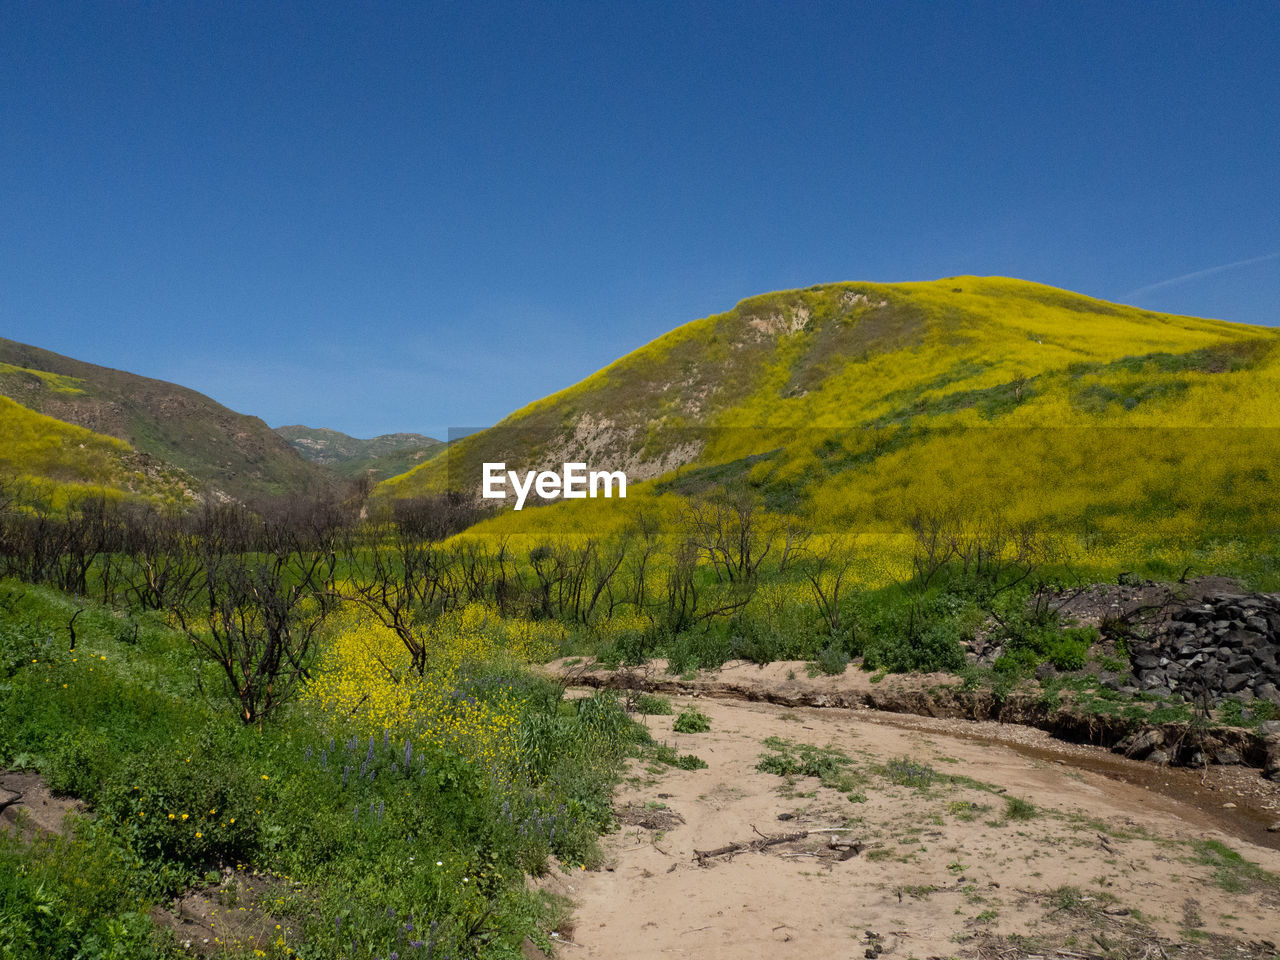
[377,276,1280,562]
[0,395,194,507]
[275,424,441,482]
[0,339,336,502]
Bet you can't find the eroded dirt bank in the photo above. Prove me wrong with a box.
[540,668,1280,960]
[551,658,1272,764]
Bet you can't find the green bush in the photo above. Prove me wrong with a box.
[672,707,710,733]
[97,728,261,883]
[663,625,733,675]
[813,641,849,676]
[862,620,966,674]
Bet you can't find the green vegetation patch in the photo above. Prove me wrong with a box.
[672,707,711,733]
[1191,839,1279,894]
[881,757,937,789]
[756,737,863,795]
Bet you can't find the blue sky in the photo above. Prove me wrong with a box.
[2,2,1277,439]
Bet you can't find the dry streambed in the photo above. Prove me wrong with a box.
[543,691,1280,960]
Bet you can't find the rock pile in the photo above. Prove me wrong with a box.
[1125,593,1280,706]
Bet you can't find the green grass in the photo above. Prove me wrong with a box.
[0,579,640,958]
[1192,839,1279,894]
[633,693,673,715]
[647,743,708,770]
[1004,796,1037,821]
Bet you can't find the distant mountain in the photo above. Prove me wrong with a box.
[0,339,335,502]
[275,425,442,482]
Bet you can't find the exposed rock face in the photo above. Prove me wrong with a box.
[1126,593,1280,707]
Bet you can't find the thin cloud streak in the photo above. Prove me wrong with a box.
[1126,251,1280,299]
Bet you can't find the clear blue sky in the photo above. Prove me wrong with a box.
[2,2,1277,439]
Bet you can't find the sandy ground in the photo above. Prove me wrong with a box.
[544,693,1280,960]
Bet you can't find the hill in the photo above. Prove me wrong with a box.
[0,339,336,502]
[275,425,441,482]
[376,276,1280,566]
[0,394,195,508]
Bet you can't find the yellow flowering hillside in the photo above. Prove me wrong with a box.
[378,277,1280,569]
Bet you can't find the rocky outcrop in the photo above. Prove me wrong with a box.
[1125,593,1280,706]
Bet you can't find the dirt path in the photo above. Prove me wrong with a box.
[549,693,1280,960]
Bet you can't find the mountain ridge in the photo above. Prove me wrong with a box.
[275,424,442,482]
[0,338,336,502]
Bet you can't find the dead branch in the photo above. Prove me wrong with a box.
[693,824,860,866]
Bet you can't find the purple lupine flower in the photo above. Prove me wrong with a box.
[404,739,412,768]
[353,805,359,820]
[335,916,342,933]
[404,921,414,932]
[343,765,350,786]
[367,736,375,761]
[383,729,390,748]
[304,746,311,762]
